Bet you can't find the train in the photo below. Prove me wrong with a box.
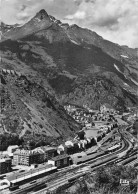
[0,164,57,191]
[117,140,133,159]
[74,151,105,165]
[74,142,123,165]
[9,181,47,193]
[9,165,57,191]
[106,143,122,153]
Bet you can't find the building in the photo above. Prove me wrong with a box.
[0,146,19,161]
[7,145,19,154]
[13,146,57,166]
[13,149,43,166]
[7,145,19,159]
[77,130,85,140]
[48,154,70,168]
[64,141,75,155]
[57,147,64,155]
[80,139,87,149]
[65,141,74,147]
[57,145,65,155]
[85,123,92,128]
[32,149,45,164]
[5,164,57,187]
[41,146,57,161]
[72,140,84,152]
[64,145,74,155]
[13,150,32,166]
[0,155,12,174]
[100,104,114,113]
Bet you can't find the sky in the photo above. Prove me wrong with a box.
[0,0,138,48]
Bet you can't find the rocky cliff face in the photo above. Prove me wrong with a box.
[0,9,138,141]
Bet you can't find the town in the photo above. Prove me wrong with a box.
[0,103,137,193]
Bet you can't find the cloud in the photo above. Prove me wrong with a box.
[1,0,52,23]
[66,11,86,20]
[65,0,138,48]
[1,0,138,48]
[20,5,27,11]
[1,0,77,24]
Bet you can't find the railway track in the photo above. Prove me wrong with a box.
[10,131,124,193]
[10,127,133,194]
[117,154,137,166]
[115,149,137,164]
[125,158,138,167]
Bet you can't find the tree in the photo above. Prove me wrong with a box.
[0,133,24,151]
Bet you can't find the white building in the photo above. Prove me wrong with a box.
[65,141,74,147]
[7,145,19,154]
[85,123,92,128]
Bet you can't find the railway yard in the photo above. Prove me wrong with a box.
[0,106,137,194]
[0,124,137,194]
[1,4,138,193]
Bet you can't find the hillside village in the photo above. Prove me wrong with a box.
[64,103,118,129]
[1,96,138,193]
[0,5,138,193]
[0,69,137,175]
[0,101,126,175]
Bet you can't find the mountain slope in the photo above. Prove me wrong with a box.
[0,9,138,140]
[0,68,80,144]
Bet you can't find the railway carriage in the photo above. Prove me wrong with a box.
[106,143,121,153]
[5,164,57,191]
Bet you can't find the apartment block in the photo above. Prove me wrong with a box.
[0,156,12,174]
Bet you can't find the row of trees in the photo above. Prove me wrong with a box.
[0,133,24,151]
[0,132,61,151]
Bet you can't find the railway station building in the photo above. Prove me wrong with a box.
[48,154,70,168]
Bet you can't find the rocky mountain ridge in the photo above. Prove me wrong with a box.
[0,9,138,142]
